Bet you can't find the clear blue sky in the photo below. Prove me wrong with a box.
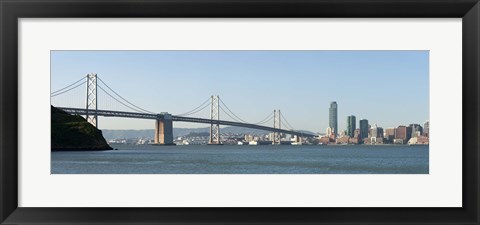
[51,50,429,132]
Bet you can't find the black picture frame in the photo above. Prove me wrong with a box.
[1,0,479,224]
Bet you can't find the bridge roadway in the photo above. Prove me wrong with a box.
[58,107,315,137]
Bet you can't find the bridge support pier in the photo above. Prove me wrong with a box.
[154,114,174,145]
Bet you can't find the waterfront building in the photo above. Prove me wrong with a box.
[364,137,371,144]
[336,136,350,144]
[369,124,384,138]
[328,132,336,141]
[408,136,429,145]
[415,131,422,137]
[326,127,333,138]
[329,102,338,137]
[370,124,384,138]
[378,127,384,138]
[354,129,361,138]
[395,125,412,142]
[318,136,330,145]
[347,115,356,137]
[424,120,429,137]
[384,128,395,142]
[408,124,423,137]
[393,138,404,144]
[359,119,369,139]
[245,134,254,142]
[395,126,407,140]
[367,137,384,145]
[348,136,360,144]
[284,134,292,140]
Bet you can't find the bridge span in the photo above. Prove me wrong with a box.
[52,74,315,145]
[58,107,315,145]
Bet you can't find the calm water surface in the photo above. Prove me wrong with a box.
[51,144,429,174]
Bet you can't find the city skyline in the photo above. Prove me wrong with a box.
[51,50,429,132]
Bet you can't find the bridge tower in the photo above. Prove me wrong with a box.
[154,113,174,145]
[209,95,221,144]
[85,73,98,127]
[273,109,281,145]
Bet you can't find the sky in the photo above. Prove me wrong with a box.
[51,50,429,133]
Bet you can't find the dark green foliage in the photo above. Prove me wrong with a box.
[51,106,112,151]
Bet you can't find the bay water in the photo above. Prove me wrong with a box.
[51,144,428,174]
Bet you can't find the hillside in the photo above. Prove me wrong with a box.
[51,106,112,151]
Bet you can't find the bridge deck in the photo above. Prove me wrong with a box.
[57,107,315,137]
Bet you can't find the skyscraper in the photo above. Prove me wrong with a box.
[384,128,396,142]
[408,124,423,137]
[347,115,356,137]
[395,125,412,142]
[424,120,429,137]
[359,119,369,139]
[371,124,384,138]
[329,102,338,137]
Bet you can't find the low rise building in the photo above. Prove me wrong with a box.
[349,136,360,144]
[368,137,384,144]
[336,136,350,144]
[408,136,429,145]
[354,129,361,138]
[318,137,330,145]
[393,138,404,144]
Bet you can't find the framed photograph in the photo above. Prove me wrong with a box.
[1,0,479,224]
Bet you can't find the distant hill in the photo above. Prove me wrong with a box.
[102,127,316,140]
[185,132,210,137]
[51,106,112,151]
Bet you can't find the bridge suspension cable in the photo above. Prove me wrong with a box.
[219,105,243,123]
[175,97,211,116]
[51,80,86,97]
[218,98,249,123]
[281,121,294,131]
[219,98,278,126]
[176,96,276,126]
[254,111,275,125]
[280,112,296,131]
[51,76,87,96]
[178,102,211,117]
[97,85,153,114]
[97,77,155,114]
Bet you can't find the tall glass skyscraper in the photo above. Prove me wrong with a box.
[329,102,338,136]
[359,119,369,139]
[347,115,356,137]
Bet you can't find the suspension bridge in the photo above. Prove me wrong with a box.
[51,74,315,145]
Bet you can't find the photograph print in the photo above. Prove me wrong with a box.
[50,50,429,174]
